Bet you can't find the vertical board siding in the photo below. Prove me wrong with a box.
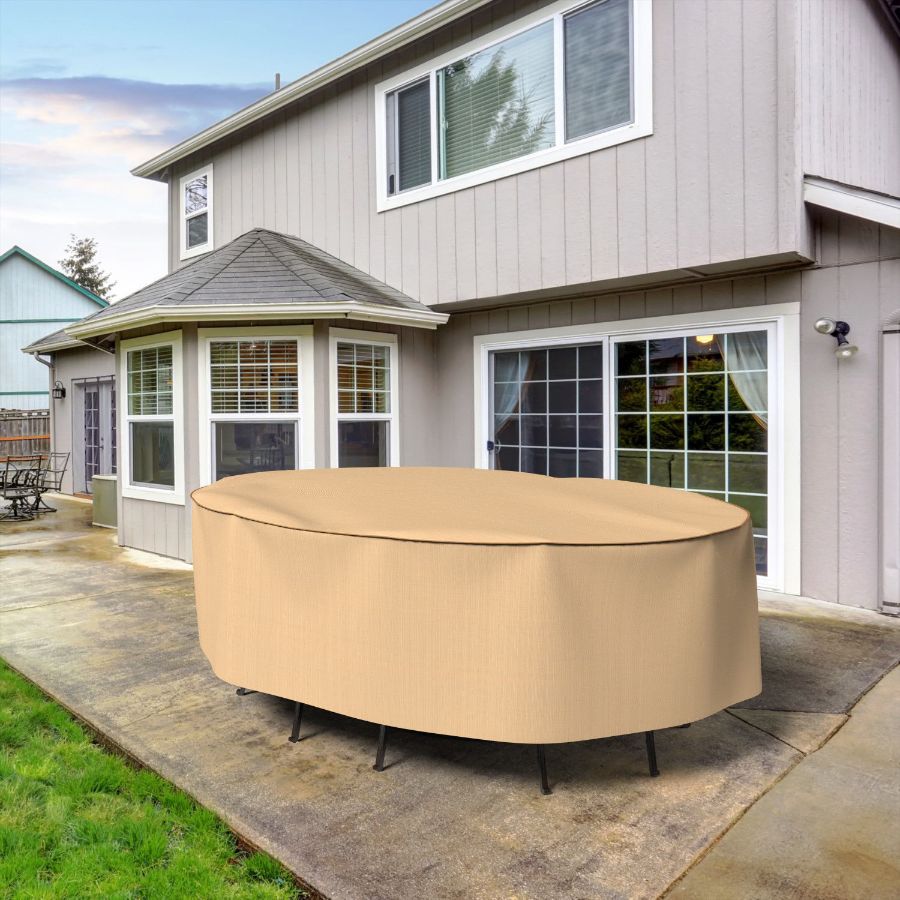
[801,0,900,198]
[168,0,797,304]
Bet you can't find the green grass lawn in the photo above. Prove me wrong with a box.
[0,659,305,898]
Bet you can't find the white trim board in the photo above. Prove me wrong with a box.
[118,330,185,505]
[472,302,801,595]
[328,328,400,468]
[803,176,900,229]
[67,301,447,341]
[196,326,316,488]
[374,0,653,211]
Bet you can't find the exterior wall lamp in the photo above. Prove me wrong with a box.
[51,380,66,400]
[814,318,858,359]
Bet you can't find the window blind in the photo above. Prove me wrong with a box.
[438,20,555,180]
[564,0,632,142]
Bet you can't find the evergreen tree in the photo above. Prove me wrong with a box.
[59,235,115,300]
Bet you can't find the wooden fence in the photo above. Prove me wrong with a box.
[0,410,50,458]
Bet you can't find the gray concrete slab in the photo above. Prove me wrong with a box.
[669,665,900,899]
[2,499,899,899]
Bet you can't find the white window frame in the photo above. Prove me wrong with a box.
[374,0,653,211]
[179,164,213,260]
[472,303,801,595]
[197,326,316,487]
[329,328,400,468]
[119,330,185,505]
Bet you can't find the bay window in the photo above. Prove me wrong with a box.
[120,331,184,503]
[330,330,399,467]
[199,328,314,484]
[378,0,651,207]
[179,164,213,259]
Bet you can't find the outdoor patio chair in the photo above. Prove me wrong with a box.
[31,452,70,514]
[0,456,42,522]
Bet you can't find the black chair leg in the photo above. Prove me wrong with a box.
[373,725,388,771]
[645,730,660,777]
[288,701,304,743]
[537,744,552,795]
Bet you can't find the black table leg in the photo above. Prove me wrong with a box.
[373,725,388,771]
[645,730,660,777]
[537,744,552,795]
[289,701,304,743]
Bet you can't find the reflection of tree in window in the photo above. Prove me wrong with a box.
[440,22,555,179]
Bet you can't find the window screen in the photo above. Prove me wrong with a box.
[564,0,633,142]
[388,79,432,194]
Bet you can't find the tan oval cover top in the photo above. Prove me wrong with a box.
[191,466,748,544]
[192,468,761,744]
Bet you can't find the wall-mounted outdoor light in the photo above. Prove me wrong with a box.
[814,318,858,359]
[51,380,66,400]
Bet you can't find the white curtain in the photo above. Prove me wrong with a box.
[727,332,768,427]
[493,355,525,437]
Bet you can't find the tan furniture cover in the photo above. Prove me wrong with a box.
[192,468,761,744]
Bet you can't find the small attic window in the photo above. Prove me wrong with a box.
[179,165,213,260]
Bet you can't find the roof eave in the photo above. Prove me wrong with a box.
[66,301,449,339]
[803,175,900,229]
[22,339,85,355]
[131,0,491,181]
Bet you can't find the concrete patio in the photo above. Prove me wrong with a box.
[2,496,898,899]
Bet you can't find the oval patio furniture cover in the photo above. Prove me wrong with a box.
[191,468,761,744]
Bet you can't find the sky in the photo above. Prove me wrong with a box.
[0,0,435,299]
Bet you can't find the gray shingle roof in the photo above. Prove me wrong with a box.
[72,228,440,332]
[22,327,84,354]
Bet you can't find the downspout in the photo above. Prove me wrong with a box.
[30,352,55,455]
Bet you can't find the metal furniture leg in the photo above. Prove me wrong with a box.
[288,701,304,743]
[235,687,256,696]
[537,745,552,795]
[645,731,660,777]
[373,725,388,771]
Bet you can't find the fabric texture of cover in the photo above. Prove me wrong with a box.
[192,468,761,744]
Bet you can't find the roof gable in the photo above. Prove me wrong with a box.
[0,245,109,308]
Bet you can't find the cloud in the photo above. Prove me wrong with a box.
[0,75,268,298]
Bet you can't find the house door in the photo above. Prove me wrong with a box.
[488,343,605,478]
[74,377,116,494]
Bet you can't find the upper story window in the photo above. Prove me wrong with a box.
[179,165,213,260]
[377,0,651,211]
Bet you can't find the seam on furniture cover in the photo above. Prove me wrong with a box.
[190,490,751,548]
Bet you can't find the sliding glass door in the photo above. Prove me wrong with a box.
[490,343,604,477]
[487,324,773,578]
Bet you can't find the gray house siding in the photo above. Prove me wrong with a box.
[47,347,116,494]
[800,0,900,199]
[167,0,807,304]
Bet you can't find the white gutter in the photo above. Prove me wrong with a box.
[803,176,900,229]
[21,338,85,354]
[132,0,491,181]
[66,301,449,339]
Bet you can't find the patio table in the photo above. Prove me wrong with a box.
[192,467,760,771]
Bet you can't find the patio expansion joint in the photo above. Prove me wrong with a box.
[663,661,900,897]
[0,577,190,613]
